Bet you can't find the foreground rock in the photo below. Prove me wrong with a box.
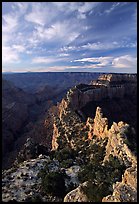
[64,182,88,202]
[102,165,137,202]
[2,155,51,202]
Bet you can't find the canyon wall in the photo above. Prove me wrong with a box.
[66,74,136,111]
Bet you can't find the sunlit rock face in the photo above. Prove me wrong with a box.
[102,165,137,202]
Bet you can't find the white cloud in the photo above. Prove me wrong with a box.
[112,55,137,68]
[32,56,68,64]
[25,2,100,26]
[74,56,113,67]
[52,2,100,15]
[25,3,48,26]
[60,46,77,52]
[81,41,137,50]
[105,2,120,14]
[2,4,27,63]
[2,13,19,33]
[59,53,70,57]
[12,45,26,52]
[2,46,20,63]
[74,55,137,69]
[33,21,80,44]
[78,2,99,13]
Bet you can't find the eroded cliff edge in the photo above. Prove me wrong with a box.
[51,74,137,202]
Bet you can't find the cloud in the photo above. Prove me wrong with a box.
[78,2,99,13]
[59,53,70,57]
[81,41,137,50]
[32,20,80,45]
[112,55,137,68]
[2,46,20,63]
[74,56,113,67]
[105,2,120,14]
[52,2,100,19]
[60,46,77,52]
[32,56,68,64]
[59,40,137,54]
[2,3,28,63]
[25,3,49,26]
[74,55,137,69]
[2,13,19,33]
[12,45,26,52]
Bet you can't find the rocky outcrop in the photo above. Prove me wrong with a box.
[93,107,108,138]
[65,165,80,186]
[51,100,83,151]
[2,155,51,202]
[102,165,137,202]
[85,107,108,140]
[2,154,82,202]
[101,121,137,202]
[52,122,59,151]
[64,182,88,202]
[86,106,137,165]
[83,104,137,202]
[58,99,69,120]
[103,122,137,167]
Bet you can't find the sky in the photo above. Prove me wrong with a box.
[2,2,137,73]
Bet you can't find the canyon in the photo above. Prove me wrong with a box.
[2,73,137,202]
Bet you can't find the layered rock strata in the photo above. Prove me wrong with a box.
[67,74,136,110]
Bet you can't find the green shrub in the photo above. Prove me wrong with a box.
[31,195,42,202]
[81,180,111,202]
[78,149,126,202]
[41,171,66,198]
[61,159,73,168]
[55,147,76,162]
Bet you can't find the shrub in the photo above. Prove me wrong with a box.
[78,149,126,202]
[41,171,66,198]
[55,147,76,162]
[61,159,73,168]
[81,180,111,202]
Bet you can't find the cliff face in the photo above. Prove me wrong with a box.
[67,74,137,110]
[2,80,36,157]
[97,73,137,82]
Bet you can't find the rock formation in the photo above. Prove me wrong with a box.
[102,165,137,202]
[67,74,137,110]
[62,105,137,202]
[64,182,88,202]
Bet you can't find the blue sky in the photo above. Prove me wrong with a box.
[2,2,137,73]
